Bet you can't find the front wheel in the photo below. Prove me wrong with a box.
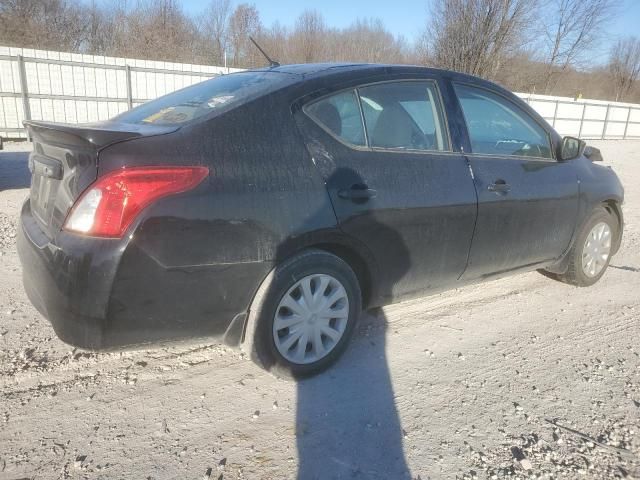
[244,249,362,379]
[545,207,618,287]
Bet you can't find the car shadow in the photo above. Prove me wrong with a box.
[267,166,413,478]
[295,307,412,479]
[0,151,31,191]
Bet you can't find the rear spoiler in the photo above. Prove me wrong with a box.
[23,120,179,151]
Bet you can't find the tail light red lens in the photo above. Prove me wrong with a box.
[64,166,209,238]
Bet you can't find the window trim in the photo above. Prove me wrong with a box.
[354,88,370,148]
[302,79,454,155]
[453,81,556,162]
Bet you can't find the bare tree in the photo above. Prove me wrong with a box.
[291,9,326,63]
[0,0,87,51]
[108,0,202,63]
[336,18,407,64]
[426,0,537,79]
[228,3,262,67]
[84,0,125,55]
[200,0,232,65]
[413,30,431,66]
[540,0,618,93]
[257,21,289,65]
[609,37,640,101]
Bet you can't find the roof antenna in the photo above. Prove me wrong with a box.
[249,36,280,68]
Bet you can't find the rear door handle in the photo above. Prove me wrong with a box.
[338,185,377,200]
[487,179,511,194]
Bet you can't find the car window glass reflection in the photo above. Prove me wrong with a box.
[359,81,449,151]
[454,83,553,159]
[115,71,291,125]
[305,90,366,146]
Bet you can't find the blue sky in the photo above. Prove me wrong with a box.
[180,0,640,52]
[183,0,431,41]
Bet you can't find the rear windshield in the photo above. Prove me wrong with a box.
[115,71,291,125]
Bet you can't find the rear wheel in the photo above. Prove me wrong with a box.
[244,249,361,379]
[544,207,617,287]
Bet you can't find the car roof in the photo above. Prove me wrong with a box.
[247,62,505,96]
[255,63,370,76]
[250,62,477,82]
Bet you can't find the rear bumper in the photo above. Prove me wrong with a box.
[17,200,115,348]
[17,199,270,349]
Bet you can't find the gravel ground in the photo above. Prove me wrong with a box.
[0,140,639,479]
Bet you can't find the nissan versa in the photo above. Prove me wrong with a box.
[17,64,624,377]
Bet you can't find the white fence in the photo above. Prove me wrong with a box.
[517,93,640,140]
[0,46,242,139]
[1,45,639,141]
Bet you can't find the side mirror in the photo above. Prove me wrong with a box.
[558,136,586,161]
[558,137,587,160]
[583,145,603,162]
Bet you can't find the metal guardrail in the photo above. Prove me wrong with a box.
[0,54,222,135]
[520,96,640,140]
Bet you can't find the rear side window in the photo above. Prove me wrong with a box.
[305,91,366,146]
[115,71,292,125]
[359,81,449,151]
[454,84,552,159]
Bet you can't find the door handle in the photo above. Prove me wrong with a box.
[487,179,511,194]
[338,185,377,200]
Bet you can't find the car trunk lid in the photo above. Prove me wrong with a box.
[24,120,179,239]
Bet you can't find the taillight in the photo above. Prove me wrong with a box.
[64,166,209,238]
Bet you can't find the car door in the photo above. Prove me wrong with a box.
[298,79,477,304]
[452,83,580,280]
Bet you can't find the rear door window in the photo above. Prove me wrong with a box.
[305,90,366,146]
[454,84,553,159]
[358,81,449,151]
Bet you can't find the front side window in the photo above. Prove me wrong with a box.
[305,90,366,146]
[359,81,449,151]
[454,84,552,159]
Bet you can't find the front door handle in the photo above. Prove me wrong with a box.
[487,179,511,194]
[338,185,377,200]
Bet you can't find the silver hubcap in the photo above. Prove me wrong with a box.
[273,274,349,365]
[582,222,612,278]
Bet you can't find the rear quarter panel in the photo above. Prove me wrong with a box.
[99,91,338,267]
[96,90,346,342]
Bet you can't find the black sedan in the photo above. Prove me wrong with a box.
[17,63,624,377]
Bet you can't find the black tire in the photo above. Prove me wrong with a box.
[244,249,362,379]
[546,207,618,287]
